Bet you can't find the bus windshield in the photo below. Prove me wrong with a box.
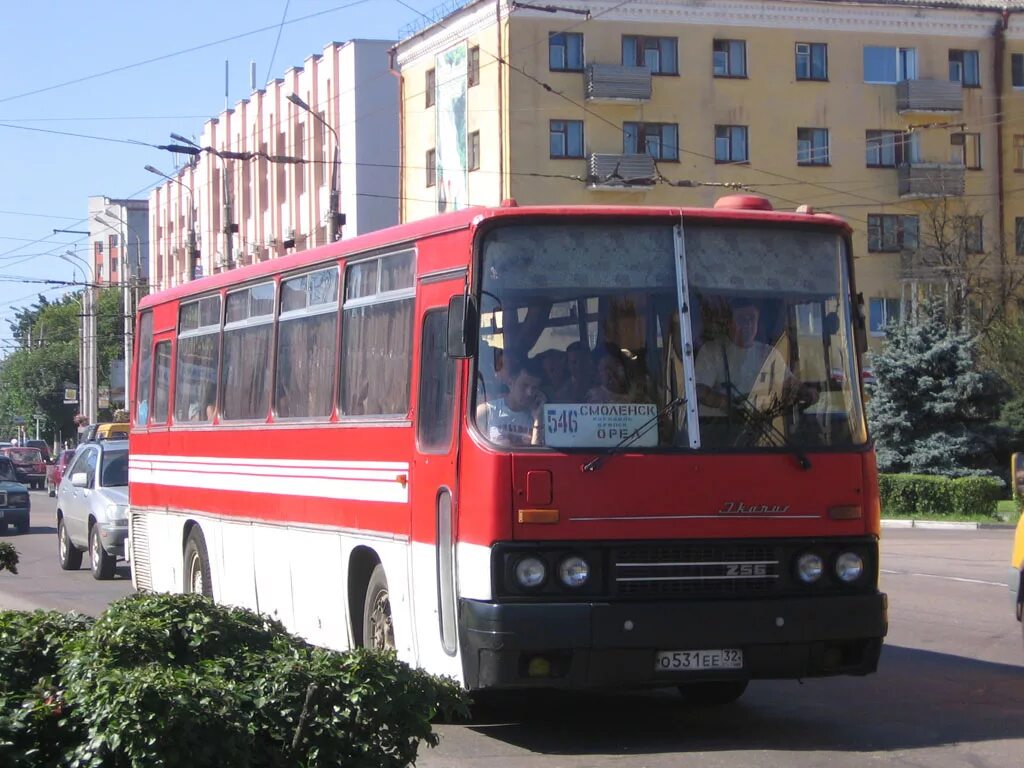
[473,220,866,451]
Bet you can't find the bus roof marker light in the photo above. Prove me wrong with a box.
[796,204,816,215]
[713,194,773,211]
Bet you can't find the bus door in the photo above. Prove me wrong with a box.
[409,276,463,675]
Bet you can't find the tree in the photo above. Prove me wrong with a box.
[867,303,1002,476]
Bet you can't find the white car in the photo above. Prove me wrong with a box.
[56,439,129,580]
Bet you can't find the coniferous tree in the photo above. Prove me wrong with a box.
[867,304,998,476]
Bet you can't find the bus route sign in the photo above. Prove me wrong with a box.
[543,403,658,448]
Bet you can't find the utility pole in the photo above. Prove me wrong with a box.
[222,159,235,270]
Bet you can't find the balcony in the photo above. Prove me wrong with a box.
[896,79,962,113]
[585,64,652,102]
[898,163,965,198]
[587,153,656,189]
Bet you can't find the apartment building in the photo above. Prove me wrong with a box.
[148,39,398,292]
[86,196,149,288]
[392,0,1024,348]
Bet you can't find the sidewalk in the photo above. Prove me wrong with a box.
[881,519,1016,530]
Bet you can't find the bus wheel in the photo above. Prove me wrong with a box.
[677,680,748,707]
[362,564,395,650]
[183,528,213,598]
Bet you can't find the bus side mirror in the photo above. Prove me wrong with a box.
[447,294,478,360]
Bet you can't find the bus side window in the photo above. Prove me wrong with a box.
[417,310,457,452]
[151,341,172,424]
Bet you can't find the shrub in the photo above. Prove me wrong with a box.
[879,473,1003,518]
[0,593,467,768]
[0,542,17,574]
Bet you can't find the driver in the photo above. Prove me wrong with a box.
[694,298,792,417]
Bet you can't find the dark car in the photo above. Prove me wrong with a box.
[46,449,77,497]
[0,456,31,534]
[24,439,52,464]
[0,447,46,490]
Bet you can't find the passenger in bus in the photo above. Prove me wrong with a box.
[586,343,650,404]
[565,340,594,402]
[476,354,545,446]
[539,349,573,403]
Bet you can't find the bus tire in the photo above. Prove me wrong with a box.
[183,527,213,598]
[58,517,82,570]
[677,680,748,707]
[362,564,395,650]
[89,523,116,580]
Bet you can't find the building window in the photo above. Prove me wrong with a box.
[468,131,480,171]
[864,46,916,83]
[624,122,678,160]
[468,46,480,87]
[796,42,827,81]
[963,216,983,253]
[549,32,584,71]
[425,68,435,108]
[1013,53,1024,87]
[713,39,747,77]
[869,298,901,336]
[550,119,584,158]
[866,130,917,167]
[95,241,103,255]
[714,125,749,163]
[950,132,981,170]
[1015,135,1024,170]
[426,149,436,187]
[867,214,919,252]
[797,127,829,166]
[622,35,678,75]
[1016,218,1024,255]
[949,49,980,87]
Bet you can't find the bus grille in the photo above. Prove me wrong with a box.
[130,511,152,592]
[611,544,780,598]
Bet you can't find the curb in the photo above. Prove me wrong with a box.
[881,519,1016,530]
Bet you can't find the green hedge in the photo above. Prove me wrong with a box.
[879,473,1003,518]
[0,593,468,768]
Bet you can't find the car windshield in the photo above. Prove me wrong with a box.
[0,460,16,482]
[473,220,866,451]
[6,448,41,463]
[100,449,129,487]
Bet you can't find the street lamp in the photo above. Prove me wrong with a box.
[146,165,200,282]
[287,93,343,242]
[58,250,97,426]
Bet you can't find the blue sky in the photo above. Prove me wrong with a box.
[0,0,441,355]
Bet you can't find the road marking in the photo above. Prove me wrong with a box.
[881,568,1005,587]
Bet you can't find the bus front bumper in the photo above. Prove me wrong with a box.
[459,592,887,690]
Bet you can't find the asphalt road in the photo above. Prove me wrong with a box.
[0,489,133,614]
[1,496,1022,767]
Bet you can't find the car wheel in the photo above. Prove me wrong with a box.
[58,518,82,570]
[677,680,749,707]
[14,517,29,535]
[89,524,116,580]
[362,564,395,650]
[183,527,213,597]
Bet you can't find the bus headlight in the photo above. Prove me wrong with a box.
[514,556,547,589]
[558,556,590,588]
[796,553,824,583]
[835,552,864,582]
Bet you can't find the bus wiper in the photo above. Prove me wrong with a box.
[721,382,812,471]
[582,397,686,473]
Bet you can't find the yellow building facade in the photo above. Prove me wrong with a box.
[393,0,1024,350]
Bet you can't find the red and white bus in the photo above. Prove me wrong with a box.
[129,196,886,704]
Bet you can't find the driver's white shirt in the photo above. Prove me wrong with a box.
[694,338,788,416]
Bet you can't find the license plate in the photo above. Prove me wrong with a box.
[655,649,743,672]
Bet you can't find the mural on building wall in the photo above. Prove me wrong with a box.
[435,42,468,213]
